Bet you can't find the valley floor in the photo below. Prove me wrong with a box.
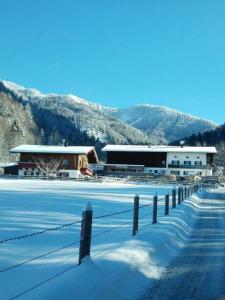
[0,179,224,300]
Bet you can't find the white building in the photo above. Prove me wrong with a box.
[102,145,217,176]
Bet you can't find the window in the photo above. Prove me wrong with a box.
[183,171,189,176]
[154,170,158,174]
[186,156,189,159]
[195,161,202,166]
[63,159,68,165]
[171,170,180,175]
[172,160,180,165]
[184,161,191,165]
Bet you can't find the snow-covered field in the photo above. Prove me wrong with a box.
[0,179,199,300]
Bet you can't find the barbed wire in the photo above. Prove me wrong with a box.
[0,187,198,299]
[9,263,78,300]
[0,195,165,245]
[0,219,82,245]
[0,239,80,274]
[92,219,133,241]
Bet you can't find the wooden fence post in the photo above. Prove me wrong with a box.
[165,194,169,216]
[79,202,93,265]
[187,186,190,198]
[172,188,176,208]
[152,195,158,224]
[178,187,181,205]
[132,194,139,236]
[184,187,187,199]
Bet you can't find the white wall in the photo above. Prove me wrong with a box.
[18,168,82,178]
[167,152,207,166]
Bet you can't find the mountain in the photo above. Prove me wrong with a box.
[0,80,150,161]
[105,105,218,144]
[0,80,218,162]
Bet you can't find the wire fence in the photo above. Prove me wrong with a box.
[0,183,210,300]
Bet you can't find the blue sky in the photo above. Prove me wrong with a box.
[0,0,225,124]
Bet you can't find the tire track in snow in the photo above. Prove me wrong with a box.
[141,196,225,300]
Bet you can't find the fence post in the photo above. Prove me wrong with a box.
[79,202,93,265]
[184,186,187,199]
[178,187,181,205]
[172,188,176,208]
[132,194,139,236]
[152,194,158,224]
[165,194,169,216]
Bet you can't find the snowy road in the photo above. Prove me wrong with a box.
[142,194,225,300]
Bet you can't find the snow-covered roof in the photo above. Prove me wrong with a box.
[102,145,217,154]
[0,163,18,168]
[10,145,96,155]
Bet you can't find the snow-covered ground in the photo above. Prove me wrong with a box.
[0,179,203,299]
[140,188,225,300]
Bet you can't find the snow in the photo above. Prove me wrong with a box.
[102,144,217,154]
[0,179,201,300]
[2,80,44,99]
[83,201,93,212]
[10,145,96,155]
[140,188,225,300]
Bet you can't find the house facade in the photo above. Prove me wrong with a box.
[102,145,217,176]
[10,145,99,178]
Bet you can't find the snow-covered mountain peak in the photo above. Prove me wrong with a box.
[0,79,218,146]
[1,80,45,99]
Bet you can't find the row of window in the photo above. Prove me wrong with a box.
[173,156,200,159]
[22,171,70,177]
[171,160,203,166]
[24,159,69,165]
[171,170,202,176]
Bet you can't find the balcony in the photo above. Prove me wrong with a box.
[168,164,209,169]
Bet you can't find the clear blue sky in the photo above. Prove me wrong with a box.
[0,0,225,124]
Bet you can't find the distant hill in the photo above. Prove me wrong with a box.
[0,80,150,161]
[105,105,218,144]
[0,80,218,162]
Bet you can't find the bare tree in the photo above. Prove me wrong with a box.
[32,157,64,178]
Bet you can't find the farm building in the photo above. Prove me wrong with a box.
[10,145,99,178]
[0,163,18,175]
[102,145,217,177]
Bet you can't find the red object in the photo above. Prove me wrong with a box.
[80,168,93,176]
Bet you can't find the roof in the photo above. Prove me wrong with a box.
[0,163,18,168]
[10,145,96,155]
[105,164,145,167]
[102,145,217,154]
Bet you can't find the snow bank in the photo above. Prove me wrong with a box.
[0,179,202,300]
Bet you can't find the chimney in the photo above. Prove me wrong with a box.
[62,139,67,147]
[180,141,185,148]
